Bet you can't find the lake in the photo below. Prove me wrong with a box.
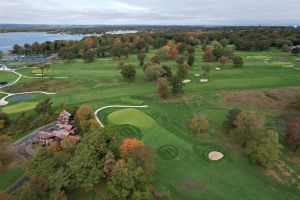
[0,30,138,52]
[0,32,85,52]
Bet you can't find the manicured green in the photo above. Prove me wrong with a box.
[1,102,38,114]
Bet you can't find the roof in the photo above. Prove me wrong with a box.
[59,110,71,117]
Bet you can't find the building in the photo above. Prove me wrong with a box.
[37,110,78,146]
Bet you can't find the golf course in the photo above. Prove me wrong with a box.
[1,44,300,200]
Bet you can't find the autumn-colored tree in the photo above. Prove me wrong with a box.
[60,136,80,153]
[120,138,144,158]
[202,63,211,73]
[103,151,116,177]
[176,55,185,65]
[202,49,215,62]
[144,63,164,81]
[75,105,95,132]
[233,111,265,148]
[19,176,50,200]
[150,55,161,64]
[282,44,290,52]
[246,130,282,168]
[118,60,125,69]
[0,112,9,129]
[219,56,229,67]
[49,141,61,152]
[190,113,209,134]
[157,77,169,99]
[0,192,10,200]
[130,145,155,174]
[285,117,300,153]
[108,159,152,200]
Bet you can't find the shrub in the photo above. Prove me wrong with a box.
[233,56,244,68]
[144,63,164,81]
[121,64,136,81]
[169,76,183,95]
[151,55,161,64]
[157,77,169,98]
[177,64,189,79]
[190,113,209,134]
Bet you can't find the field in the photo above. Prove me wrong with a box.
[1,47,300,199]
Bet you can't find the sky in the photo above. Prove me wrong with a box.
[0,0,299,26]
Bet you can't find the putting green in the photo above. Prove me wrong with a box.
[107,108,155,131]
[1,102,38,114]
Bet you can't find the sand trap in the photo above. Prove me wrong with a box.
[200,79,208,83]
[35,74,43,76]
[282,65,294,68]
[182,79,191,84]
[216,67,221,70]
[195,74,200,77]
[208,151,224,161]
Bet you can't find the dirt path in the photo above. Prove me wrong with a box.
[94,105,149,127]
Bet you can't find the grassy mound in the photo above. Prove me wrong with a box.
[107,108,155,131]
[119,124,143,139]
[157,144,179,160]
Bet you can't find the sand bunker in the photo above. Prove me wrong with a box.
[182,79,191,84]
[195,74,200,77]
[200,79,208,83]
[208,151,224,161]
[216,67,221,70]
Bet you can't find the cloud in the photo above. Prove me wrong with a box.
[0,0,299,25]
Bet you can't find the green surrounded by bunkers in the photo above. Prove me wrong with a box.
[1,46,300,200]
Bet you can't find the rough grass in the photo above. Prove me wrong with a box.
[0,167,23,192]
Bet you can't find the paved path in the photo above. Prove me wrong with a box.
[0,68,67,106]
[94,105,149,127]
[5,122,56,194]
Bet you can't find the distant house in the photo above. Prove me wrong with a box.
[37,110,78,146]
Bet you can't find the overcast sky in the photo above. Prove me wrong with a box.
[0,0,299,25]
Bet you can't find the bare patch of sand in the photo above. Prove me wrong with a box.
[208,151,224,161]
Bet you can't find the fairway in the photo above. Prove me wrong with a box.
[1,102,38,114]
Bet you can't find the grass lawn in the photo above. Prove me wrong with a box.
[0,167,23,192]
[1,47,300,199]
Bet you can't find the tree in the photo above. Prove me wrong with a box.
[129,145,155,174]
[187,54,195,67]
[137,53,146,66]
[292,47,300,55]
[121,64,136,81]
[202,49,215,62]
[144,63,164,81]
[53,190,68,200]
[282,44,290,52]
[68,127,120,189]
[202,63,211,73]
[219,56,229,67]
[60,136,80,153]
[190,113,209,134]
[0,51,4,60]
[19,176,50,200]
[233,56,244,68]
[0,112,9,129]
[287,95,300,112]
[0,135,10,171]
[223,109,242,132]
[176,55,185,65]
[120,138,144,158]
[103,151,116,177]
[82,50,95,62]
[220,39,229,48]
[157,77,169,99]
[108,159,152,200]
[38,64,50,78]
[245,130,282,168]
[233,111,265,148]
[35,98,52,115]
[169,76,183,95]
[162,65,172,78]
[151,55,161,64]
[285,117,300,153]
[177,64,189,79]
